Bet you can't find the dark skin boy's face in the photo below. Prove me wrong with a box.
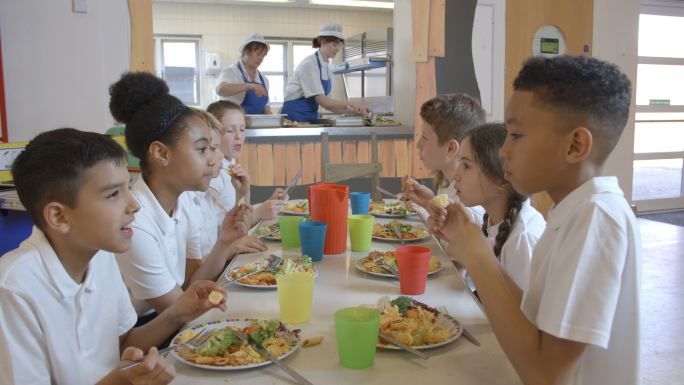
[500,91,573,199]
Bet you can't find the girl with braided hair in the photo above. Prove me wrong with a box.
[448,123,546,289]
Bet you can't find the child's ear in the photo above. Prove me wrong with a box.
[565,126,592,164]
[42,202,71,234]
[446,139,460,158]
[149,140,170,167]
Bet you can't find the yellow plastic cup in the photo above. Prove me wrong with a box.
[276,272,315,324]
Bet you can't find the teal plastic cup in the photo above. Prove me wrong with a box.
[279,216,305,247]
[348,214,374,252]
[334,307,380,369]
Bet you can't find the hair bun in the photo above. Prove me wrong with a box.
[109,72,170,123]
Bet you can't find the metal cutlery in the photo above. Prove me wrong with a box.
[118,328,214,371]
[222,255,283,286]
[437,306,480,347]
[392,223,407,246]
[232,329,313,385]
[283,170,302,196]
[378,332,430,360]
[377,186,406,201]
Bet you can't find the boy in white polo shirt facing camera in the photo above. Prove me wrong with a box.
[0,129,227,385]
[433,55,640,385]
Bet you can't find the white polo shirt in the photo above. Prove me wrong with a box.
[216,61,270,105]
[185,189,224,257]
[0,228,136,385]
[284,51,333,101]
[116,176,201,315]
[521,177,641,385]
[485,199,546,289]
[209,158,237,211]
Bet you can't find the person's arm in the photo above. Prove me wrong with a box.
[263,105,273,115]
[314,95,367,115]
[439,203,586,385]
[97,347,175,385]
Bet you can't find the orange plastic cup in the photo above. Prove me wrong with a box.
[395,246,431,295]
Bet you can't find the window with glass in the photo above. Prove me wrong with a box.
[633,9,684,209]
[262,39,317,105]
[154,36,201,106]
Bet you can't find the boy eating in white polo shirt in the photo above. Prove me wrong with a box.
[434,56,641,385]
[0,129,227,385]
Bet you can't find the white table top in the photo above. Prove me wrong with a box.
[170,217,521,385]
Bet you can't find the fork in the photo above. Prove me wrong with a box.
[117,328,214,371]
[392,223,407,246]
[437,306,480,347]
[231,329,313,385]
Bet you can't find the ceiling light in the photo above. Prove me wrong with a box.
[309,0,394,9]
[235,0,293,3]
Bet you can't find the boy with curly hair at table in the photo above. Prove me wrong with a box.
[433,55,641,385]
[0,129,227,385]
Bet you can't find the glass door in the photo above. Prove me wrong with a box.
[633,6,684,212]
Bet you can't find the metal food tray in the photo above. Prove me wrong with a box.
[245,114,287,128]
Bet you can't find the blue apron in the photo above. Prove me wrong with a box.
[281,52,331,122]
[237,61,269,114]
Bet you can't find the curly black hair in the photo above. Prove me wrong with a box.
[513,55,632,163]
[12,128,126,228]
[109,72,194,171]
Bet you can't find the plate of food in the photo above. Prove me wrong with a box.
[372,220,429,242]
[225,255,317,289]
[171,319,301,370]
[375,296,462,350]
[280,200,309,216]
[254,223,280,241]
[369,200,414,218]
[355,250,442,278]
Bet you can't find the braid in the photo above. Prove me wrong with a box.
[481,212,489,236]
[493,193,525,258]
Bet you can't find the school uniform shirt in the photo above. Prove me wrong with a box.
[116,176,202,316]
[521,177,641,385]
[216,63,270,106]
[0,228,136,385]
[185,189,224,257]
[484,199,546,289]
[209,158,237,211]
[284,51,333,101]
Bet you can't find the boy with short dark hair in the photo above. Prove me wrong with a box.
[0,128,226,385]
[434,55,640,385]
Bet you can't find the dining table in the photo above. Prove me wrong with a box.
[168,214,522,385]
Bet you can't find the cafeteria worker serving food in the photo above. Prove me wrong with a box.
[280,23,368,122]
[216,33,272,114]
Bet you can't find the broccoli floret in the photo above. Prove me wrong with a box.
[249,320,280,345]
[196,328,238,356]
[391,296,413,316]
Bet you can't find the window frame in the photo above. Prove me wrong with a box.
[153,35,202,106]
[263,38,317,108]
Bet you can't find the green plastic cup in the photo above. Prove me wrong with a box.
[279,216,305,247]
[334,307,380,369]
[348,214,374,252]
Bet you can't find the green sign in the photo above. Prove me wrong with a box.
[649,99,671,106]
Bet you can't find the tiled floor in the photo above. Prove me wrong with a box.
[638,218,684,385]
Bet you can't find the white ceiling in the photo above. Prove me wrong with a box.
[152,0,394,12]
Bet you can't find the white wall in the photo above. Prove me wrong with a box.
[152,3,393,108]
[0,0,130,142]
[593,0,640,201]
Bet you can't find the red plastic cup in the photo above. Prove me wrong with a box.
[395,246,431,295]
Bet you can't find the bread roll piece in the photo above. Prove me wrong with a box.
[431,193,450,208]
[208,290,224,305]
[302,336,324,347]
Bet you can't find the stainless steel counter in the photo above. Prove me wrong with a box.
[245,125,413,142]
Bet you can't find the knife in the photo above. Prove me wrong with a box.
[232,330,313,385]
[439,310,481,347]
[378,332,430,360]
[283,171,302,196]
[377,186,404,200]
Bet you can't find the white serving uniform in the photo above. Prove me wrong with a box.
[216,62,271,106]
[484,198,546,289]
[521,177,641,385]
[116,176,202,316]
[0,228,137,385]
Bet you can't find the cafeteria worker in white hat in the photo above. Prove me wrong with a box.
[216,33,272,114]
[281,23,368,122]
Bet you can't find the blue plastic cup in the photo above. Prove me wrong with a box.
[299,221,327,262]
[349,192,371,215]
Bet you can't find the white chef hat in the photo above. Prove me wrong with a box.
[318,23,345,40]
[238,33,270,54]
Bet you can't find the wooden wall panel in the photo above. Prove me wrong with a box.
[313,142,321,183]
[285,143,301,183]
[395,140,410,177]
[342,141,357,164]
[256,144,273,185]
[128,0,154,73]
[273,143,287,186]
[357,140,369,164]
[407,139,414,176]
[329,141,343,165]
[239,143,250,174]
[428,0,446,57]
[411,0,431,62]
[301,142,315,184]
[378,141,396,177]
